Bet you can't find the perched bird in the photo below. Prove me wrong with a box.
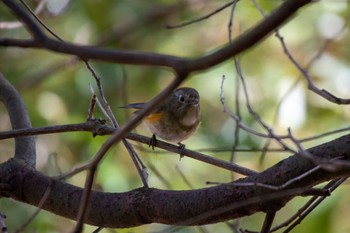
[124,87,200,154]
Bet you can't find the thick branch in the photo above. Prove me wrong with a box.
[1,135,350,227]
[0,74,35,168]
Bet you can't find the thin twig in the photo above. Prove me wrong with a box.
[282,177,347,233]
[300,126,350,142]
[251,0,349,168]
[0,121,257,176]
[176,165,194,189]
[288,129,347,171]
[220,76,289,140]
[87,93,97,120]
[227,0,241,179]
[88,84,148,186]
[148,163,173,189]
[253,0,350,105]
[159,186,310,233]
[228,0,239,43]
[166,1,236,29]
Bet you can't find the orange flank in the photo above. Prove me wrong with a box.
[145,112,163,123]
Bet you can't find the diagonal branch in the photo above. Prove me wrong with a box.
[1,0,313,73]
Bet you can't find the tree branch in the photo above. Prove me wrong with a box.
[0,74,36,168]
[0,0,313,73]
[0,120,256,176]
[1,134,350,227]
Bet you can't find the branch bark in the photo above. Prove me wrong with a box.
[1,134,350,227]
[0,74,35,168]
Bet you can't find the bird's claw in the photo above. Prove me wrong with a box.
[178,143,186,160]
[149,134,157,150]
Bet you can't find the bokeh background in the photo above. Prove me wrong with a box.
[1,0,350,232]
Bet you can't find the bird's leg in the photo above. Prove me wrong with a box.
[149,134,157,150]
[178,143,186,160]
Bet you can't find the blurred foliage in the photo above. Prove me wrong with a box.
[1,0,350,232]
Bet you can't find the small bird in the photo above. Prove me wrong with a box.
[124,87,200,154]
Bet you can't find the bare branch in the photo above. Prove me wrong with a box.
[1,0,314,73]
[300,126,350,142]
[270,178,345,232]
[253,0,350,105]
[281,178,347,233]
[166,1,235,29]
[0,121,256,176]
[0,74,36,168]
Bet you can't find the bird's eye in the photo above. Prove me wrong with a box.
[179,95,185,103]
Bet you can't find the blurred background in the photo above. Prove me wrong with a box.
[0,0,350,232]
